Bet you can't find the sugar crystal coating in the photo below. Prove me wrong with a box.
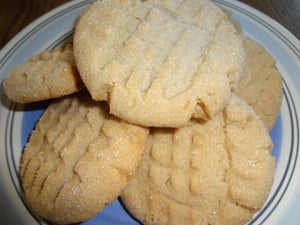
[74,0,245,127]
[121,95,275,225]
[4,44,84,103]
[20,91,149,224]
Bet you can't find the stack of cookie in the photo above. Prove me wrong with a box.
[3,0,283,224]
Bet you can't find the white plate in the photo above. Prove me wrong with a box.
[0,0,299,224]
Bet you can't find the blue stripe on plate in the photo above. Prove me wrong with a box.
[1,1,93,224]
[213,0,300,58]
[0,0,93,70]
[2,0,300,224]
[249,78,299,224]
[5,102,44,225]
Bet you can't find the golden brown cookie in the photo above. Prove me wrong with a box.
[19,91,149,224]
[235,37,283,131]
[121,95,275,225]
[220,7,243,34]
[221,8,282,131]
[4,44,84,103]
[74,0,245,127]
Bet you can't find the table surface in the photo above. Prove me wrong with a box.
[0,0,299,50]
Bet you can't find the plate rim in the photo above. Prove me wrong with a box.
[0,0,300,224]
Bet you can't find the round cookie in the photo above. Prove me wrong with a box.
[74,0,245,127]
[4,44,84,103]
[234,37,283,131]
[121,95,275,225]
[221,8,283,131]
[20,91,149,224]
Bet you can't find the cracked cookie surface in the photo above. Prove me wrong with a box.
[121,95,275,225]
[223,9,283,131]
[19,91,149,224]
[74,0,245,127]
[4,44,84,103]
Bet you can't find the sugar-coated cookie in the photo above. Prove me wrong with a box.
[235,37,283,131]
[221,9,282,131]
[74,0,245,127]
[121,95,275,225]
[20,91,149,224]
[4,44,83,103]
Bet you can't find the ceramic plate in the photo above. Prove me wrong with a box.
[0,0,299,224]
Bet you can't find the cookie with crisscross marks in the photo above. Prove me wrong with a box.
[221,8,283,131]
[19,91,149,224]
[74,0,245,127]
[121,95,275,225]
[4,44,84,103]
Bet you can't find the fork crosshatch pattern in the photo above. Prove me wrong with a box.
[0,0,299,224]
